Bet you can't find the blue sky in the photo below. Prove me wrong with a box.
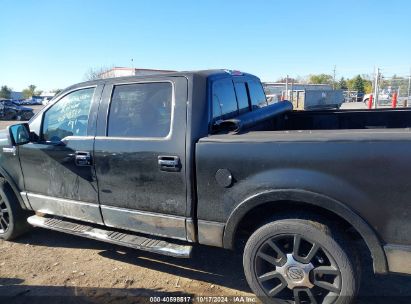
[1,0,410,91]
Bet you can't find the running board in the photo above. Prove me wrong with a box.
[27,215,192,258]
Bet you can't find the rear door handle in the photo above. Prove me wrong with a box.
[158,155,181,172]
[75,151,92,166]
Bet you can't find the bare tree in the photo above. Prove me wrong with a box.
[83,66,113,81]
[22,84,43,98]
[276,77,298,83]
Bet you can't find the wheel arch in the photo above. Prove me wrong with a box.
[223,189,388,274]
[0,166,28,210]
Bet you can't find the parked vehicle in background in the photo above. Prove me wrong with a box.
[41,96,53,105]
[356,92,364,102]
[15,98,43,105]
[343,91,364,103]
[363,93,371,104]
[363,92,390,104]
[1,70,411,303]
[0,100,34,120]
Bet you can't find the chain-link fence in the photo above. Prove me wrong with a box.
[263,69,411,110]
[343,90,363,103]
[369,70,411,108]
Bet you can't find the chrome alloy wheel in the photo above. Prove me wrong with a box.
[255,234,342,303]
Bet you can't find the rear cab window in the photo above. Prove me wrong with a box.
[248,80,268,109]
[210,74,268,125]
[234,82,251,114]
[212,78,239,122]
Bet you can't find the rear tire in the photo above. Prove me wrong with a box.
[0,180,31,240]
[243,218,359,304]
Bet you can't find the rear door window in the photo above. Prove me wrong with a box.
[212,79,239,121]
[107,82,172,138]
[248,80,268,109]
[234,82,250,114]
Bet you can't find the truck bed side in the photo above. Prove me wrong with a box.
[195,128,411,272]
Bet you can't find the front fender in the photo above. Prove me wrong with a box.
[0,165,29,210]
[0,130,30,210]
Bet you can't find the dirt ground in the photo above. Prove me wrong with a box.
[1,104,411,303]
[1,230,411,304]
[0,230,254,303]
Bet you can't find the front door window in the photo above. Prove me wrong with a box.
[42,88,95,142]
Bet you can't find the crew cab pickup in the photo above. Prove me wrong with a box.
[1,70,411,303]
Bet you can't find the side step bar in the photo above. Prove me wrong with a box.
[27,215,192,258]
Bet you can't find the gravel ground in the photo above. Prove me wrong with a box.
[1,103,411,303]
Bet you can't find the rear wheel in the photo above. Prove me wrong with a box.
[243,218,359,304]
[0,180,31,240]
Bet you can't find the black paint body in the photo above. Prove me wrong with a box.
[0,70,410,275]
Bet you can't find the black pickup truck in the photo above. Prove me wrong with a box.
[1,70,411,303]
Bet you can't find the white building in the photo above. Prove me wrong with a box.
[99,67,175,79]
[11,91,23,100]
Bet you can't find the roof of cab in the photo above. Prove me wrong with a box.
[65,69,259,91]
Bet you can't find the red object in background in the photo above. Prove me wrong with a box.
[368,94,373,109]
[392,92,398,108]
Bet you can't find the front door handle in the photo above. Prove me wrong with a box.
[75,151,92,166]
[158,155,181,172]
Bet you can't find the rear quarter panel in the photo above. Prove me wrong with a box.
[195,129,411,247]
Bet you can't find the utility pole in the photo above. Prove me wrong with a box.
[332,65,336,90]
[285,75,289,100]
[408,67,411,99]
[373,67,380,109]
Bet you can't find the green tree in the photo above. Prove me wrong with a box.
[0,85,12,99]
[337,77,348,90]
[363,80,373,94]
[22,84,42,99]
[352,75,365,93]
[308,74,334,85]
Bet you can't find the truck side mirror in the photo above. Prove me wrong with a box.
[8,123,31,146]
